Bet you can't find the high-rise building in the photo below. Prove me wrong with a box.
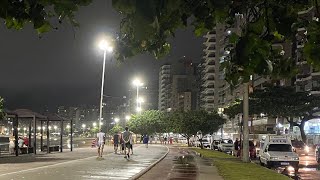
[158,64,172,111]
[158,58,199,112]
[200,24,225,112]
[295,7,320,94]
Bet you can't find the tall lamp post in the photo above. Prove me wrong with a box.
[98,39,113,130]
[132,79,143,113]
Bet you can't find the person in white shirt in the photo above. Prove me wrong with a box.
[18,137,24,148]
[96,129,106,158]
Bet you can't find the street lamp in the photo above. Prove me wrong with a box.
[136,107,142,113]
[125,115,131,121]
[114,118,120,123]
[133,79,143,112]
[98,38,113,131]
[93,122,97,128]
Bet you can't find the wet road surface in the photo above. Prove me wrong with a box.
[139,146,222,180]
[0,145,168,180]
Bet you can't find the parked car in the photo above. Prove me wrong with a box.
[218,139,233,153]
[291,140,310,156]
[202,139,211,149]
[211,140,220,150]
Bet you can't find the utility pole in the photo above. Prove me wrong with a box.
[242,82,250,162]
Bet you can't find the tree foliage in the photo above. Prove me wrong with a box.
[112,0,320,85]
[168,110,226,139]
[225,86,320,142]
[0,0,92,34]
[108,124,124,135]
[127,110,166,135]
[0,97,4,119]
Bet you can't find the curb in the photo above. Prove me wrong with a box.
[131,145,170,180]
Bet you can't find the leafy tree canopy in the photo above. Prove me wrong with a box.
[108,124,124,135]
[225,85,320,142]
[127,110,166,135]
[0,0,92,34]
[0,97,4,119]
[168,110,226,139]
[112,0,320,85]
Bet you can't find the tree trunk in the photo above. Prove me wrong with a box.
[299,120,307,143]
[242,82,250,163]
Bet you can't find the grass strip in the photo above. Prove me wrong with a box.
[194,149,290,180]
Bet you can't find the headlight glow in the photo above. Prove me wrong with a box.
[305,146,310,152]
[270,157,279,160]
[287,166,295,172]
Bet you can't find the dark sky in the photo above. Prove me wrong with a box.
[0,0,203,112]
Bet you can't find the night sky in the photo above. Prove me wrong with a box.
[0,0,203,112]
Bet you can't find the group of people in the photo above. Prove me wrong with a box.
[9,136,29,154]
[95,127,133,159]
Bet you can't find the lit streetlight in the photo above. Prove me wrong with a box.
[136,107,142,113]
[97,38,113,131]
[82,124,86,128]
[66,125,71,129]
[125,115,131,121]
[133,79,144,112]
[93,122,97,128]
[114,118,120,123]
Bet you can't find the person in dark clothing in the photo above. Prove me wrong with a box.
[113,132,120,154]
[234,138,239,157]
[143,134,149,148]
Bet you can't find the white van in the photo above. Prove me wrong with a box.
[259,135,299,170]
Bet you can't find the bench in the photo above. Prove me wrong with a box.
[43,145,60,152]
[18,147,34,154]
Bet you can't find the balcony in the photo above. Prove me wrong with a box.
[312,72,320,76]
[203,72,215,80]
[204,64,215,73]
[203,79,214,87]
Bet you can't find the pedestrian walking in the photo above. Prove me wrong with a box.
[122,127,132,159]
[233,138,239,157]
[113,131,120,154]
[143,134,149,148]
[164,136,168,145]
[130,135,134,155]
[96,129,106,158]
[120,134,125,154]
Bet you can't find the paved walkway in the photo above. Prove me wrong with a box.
[139,146,223,180]
[0,144,168,180]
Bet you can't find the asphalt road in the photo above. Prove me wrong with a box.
[0,145,168,180]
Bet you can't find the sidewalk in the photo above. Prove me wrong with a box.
[138,145,223,180]
[0,144,168,180]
